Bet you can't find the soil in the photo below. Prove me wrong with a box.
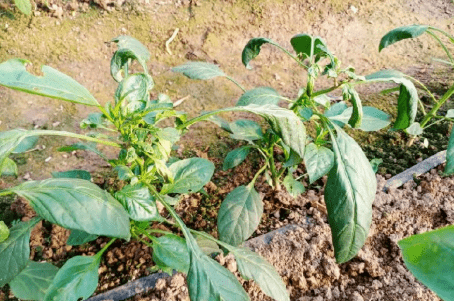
[130,165,454,301]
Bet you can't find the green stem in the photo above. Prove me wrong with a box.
[30,130,122,148]
[423,118,445,129]
[98,105,115,124]
[428,26,454,44]
[274,45,308,69]
[95,238,116,260]
[268,149,280,190]
[420,84,454,128]
[312,83,344,98]
[250,163,268,186]
[177,108,237,130]
[427,30,454,65]
[0,190,14,197]
[225,76,246,92]
[146,228,174,236]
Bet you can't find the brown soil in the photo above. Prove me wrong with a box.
[131,165,453,301]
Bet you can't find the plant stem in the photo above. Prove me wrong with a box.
[426,30,454,65]
[98,105,115,124]
[428,26,454,45]
[420,84,454,128]
[225,76,246,92]
[312,83,344,98]
[0,190,13,197]
[268,149,280,191]
[30,130,122,148]
[95,238,116,260]
[250,163,268,186]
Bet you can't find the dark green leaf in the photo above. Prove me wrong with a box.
[327,107,391,131]
[10,261,58,300]
[187,244,249,301]
[370,158,383,174]
[44,256,100,301]
[304,143,334,184]
[379,25,429,52]
[0,221,8,243]
[290,34,326,59]
[445,127,454,175]
[115,184,162,222]
[0,217,40,286]
[232,247,289,301]
[51,170,91,181]
[14,0,32,15]
[10,179,130,239]
[364,70,418,129]
[230,119,263,141]
[1,158,18,177]
[162,158,215,194]
[111,36,150,82]
[115,165,135,180]
[283,149,302,168]
[325,125,376,263]
[218,185,263,246]
[172,62,226,80]
[242,37,281,69]
[282,174,305,198]
[12,136,38,154]
[152,234,190,274]
[298,107,313,121]
[66,230,98,246]
[399,225,454,301]
[236,87,280,107]
[58,142,107,161]
[0,59,99,106]
[223,146,251,171]
[343,85,363,128]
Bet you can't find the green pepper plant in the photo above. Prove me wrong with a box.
[0,36,291,301]
[173,32,425,265]
[378,24,454,301]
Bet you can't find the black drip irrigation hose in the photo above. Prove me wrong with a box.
[87,150,448,301]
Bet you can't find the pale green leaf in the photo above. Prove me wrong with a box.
[0,59,99,106]
[194,234,221,255]
[327,107,391,131]
[406,122,423,136]
[111,36,150,82]
[172,62,226,80]
[51,170,91,181]
[0,221,9,243]
[14,0,32,15]
[229,119,263,141]
[66,230,98,246]
[236,87,280,107]
[223,146,251,170]
[12,136,38,154]
[1,158,18,177]
[282,174,305,198]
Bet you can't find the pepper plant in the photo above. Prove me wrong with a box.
[378,24,454,301]
[174,32,424,264]
[0,36,291,301]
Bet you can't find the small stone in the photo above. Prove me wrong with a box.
[155,278,166,290]
[351,292,364,301]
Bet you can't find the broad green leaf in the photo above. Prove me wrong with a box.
[232,247,289,301]
[406,122,423,135]
[327,107,391,131]
[379,25,429,52]
[242,37,281,69]
[298,107,313,121]
[111,36,150,82]
[152,234,190,274]
[156,127,180,144]
[1,158,18,177]
[51,169,91,181]
[10,261,58,301]
[206,115,232,132]
[44,256,100,301]
[229,119,263,141]
[283,149,302,168]
[162,158,215,194]
[282,174,305,198]
[290,34,326,59]
[114,73,153,106]
[0,129,32,165]
[187,243,249,301]
[0,217,40,286]
[325,125,376,263]
[445,127,454,175]
[370,158,383,174]
[80,113,105,129]
[194,234,221,255]
[58,142,108,161]
[218,185,263,246]
[10,179,130,239]
[115,165,135,180]
[399,225,454,301]
[115,184,162,222]
[324,101,347,117]
[223,146,251,171]
[13,135,38,153]
[14,0,32,15]
[314,94,330,108]
[304,143,334,184]
[66,230,98,246]
[364,70,418,129]
[343,85,363,128]
[0,59,99,106]
[0,221,9,243]
[236,87,280,107]
[172,62,226,80]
